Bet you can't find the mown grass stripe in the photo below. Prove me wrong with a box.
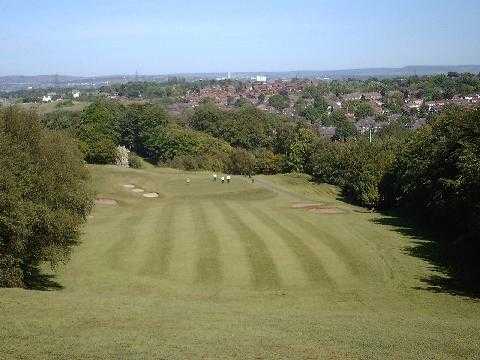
[168,201,197,284]
[219,201,282,289]
[192,201,223,286]
[107,208,151,272]
[287,212,366,279]
[276,210,357,289]
[205,201,251,288]
[240,203,334,288]
[140,201,177,277]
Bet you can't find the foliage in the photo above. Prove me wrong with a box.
[128,152,144,169]
[228,148,257,175]
[77,99,125,163]
[0,107,93,287]
[253,149,283,174]
[381,108,480,286]
[189,103,281,151]
[42,110,81,132]
[345,100,374,118]
[160,124,233,171]
[120,103,169,158]
[268,94,290,110]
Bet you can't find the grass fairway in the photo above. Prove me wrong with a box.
[1,166,480,359]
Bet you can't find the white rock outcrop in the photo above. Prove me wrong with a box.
[115,146,130,168]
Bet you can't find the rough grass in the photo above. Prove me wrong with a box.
[1,166,480,359]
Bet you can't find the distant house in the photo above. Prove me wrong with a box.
[362,92,382,101]
[325,96,342,110]
[255,75,267,83]
[72,90,81,99]
[314,125,337,139]
[42,95,52,102]
[342,92,382,102]
[406,99,424,110]
[410,118,427,130]
[355,116,378,134]
[342,92,363,102]
[425,100,447,112]
[464,94,480,103]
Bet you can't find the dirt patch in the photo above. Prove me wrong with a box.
[291,202,325,209]
[132,188,145,193]
[143,192,159,198]
[290,202,344,214]
[95,198,118,206]
[307,207,343,214]
[123,184,135,188]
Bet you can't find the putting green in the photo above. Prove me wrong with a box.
[1,165,479,359]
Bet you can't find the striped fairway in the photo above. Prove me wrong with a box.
[3,166,480,359]
[90,170,395,292]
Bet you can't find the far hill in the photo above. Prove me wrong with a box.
[1,65,480,91]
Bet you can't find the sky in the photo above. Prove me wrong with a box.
[0,0,479,76]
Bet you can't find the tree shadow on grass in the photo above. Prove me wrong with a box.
[372,210,480,299]
[23,266,63,291]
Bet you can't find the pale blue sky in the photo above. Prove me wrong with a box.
[0,0,479,76]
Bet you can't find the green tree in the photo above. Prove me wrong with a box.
[380,108,480,286]
[268,94,290,110]
[228,148,256,175]
[0,107,94,288]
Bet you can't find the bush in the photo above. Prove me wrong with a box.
[128,152,144,169]
[254,148,282,174]
[80,137,118,164]
[154,124,233,171]
[228,148,256,175]
[168,154,201,171]
[0,107,94,288]
[0,255,23,288]
[76,99,125,164]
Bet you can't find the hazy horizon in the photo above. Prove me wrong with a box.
[2,64,480,78]
[1,0,479,76]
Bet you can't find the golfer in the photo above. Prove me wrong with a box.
[213,173,217,181]
[186,177,190,184]
[221,176,225,183]
[226,175,231,183]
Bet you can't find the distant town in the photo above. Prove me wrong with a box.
[2,69,479,140]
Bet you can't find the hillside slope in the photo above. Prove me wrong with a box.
[1,166,479,359]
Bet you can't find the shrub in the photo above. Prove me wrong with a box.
[168,154,201,171]
[128,152,144,169]
[80,137,118,164]
[254,148,282,174]
[228,148,256,175]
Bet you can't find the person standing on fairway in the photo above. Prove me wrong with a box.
[213,173,217,182]
[221,176,225,183]
[186,177,190,184]
[226,175,231,183]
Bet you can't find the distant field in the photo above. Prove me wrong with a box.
[1,166,479,359]
[17,99,153,114]
[18,101,90,114]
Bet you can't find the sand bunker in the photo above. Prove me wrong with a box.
[123,184,135,188]
[132,188,145,193]
[291,202,325,209]
[291,202,343,214]
[143,192,159,198]
[95,198,118,206]
[307,207,343,214]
